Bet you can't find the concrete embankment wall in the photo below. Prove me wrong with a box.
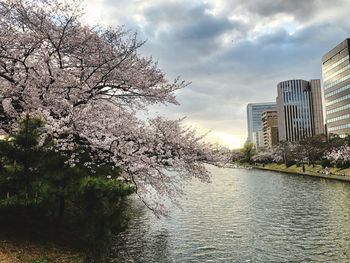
[253,166,350,183]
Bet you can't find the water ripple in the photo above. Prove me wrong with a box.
[111,167,350,262]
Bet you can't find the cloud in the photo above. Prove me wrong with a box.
[86,0,350,148]
[238,0,323,20]
[139,1,248,58]
[214,0,348,22]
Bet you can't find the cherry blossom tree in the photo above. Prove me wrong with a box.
[270,142,300,166]
[251,148,275,163]
[325,145,350,167]
[0,0,227,214]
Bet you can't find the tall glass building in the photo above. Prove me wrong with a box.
[246,102,276,145]
[276,79,324,142]
[322,38,350,137]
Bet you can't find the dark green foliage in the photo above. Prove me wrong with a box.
[320,159,331,168]
[31,258,48,263]
[0,115,45,201]
[240,142,256,163]
[77,177,134,262]
[0,116,134,262]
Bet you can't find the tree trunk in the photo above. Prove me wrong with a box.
[24,114,30,202]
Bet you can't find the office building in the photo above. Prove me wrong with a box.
[322,38,350,137]
[276,79,324,142]
[252,130,264,148]
[262,108,278,148]
[246,102,277,144]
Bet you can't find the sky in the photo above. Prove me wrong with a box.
[84,0,350,149]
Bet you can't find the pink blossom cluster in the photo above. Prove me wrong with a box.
[251,148,275,163]
[325,145,350,164]
[252,142,303,164]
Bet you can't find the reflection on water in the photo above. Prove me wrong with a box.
[111,167,350,262]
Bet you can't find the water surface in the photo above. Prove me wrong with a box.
[111,167,350,262]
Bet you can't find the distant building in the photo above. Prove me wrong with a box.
[261,108,278,148]
[276,79,324,142]
[252,130,264,148]
[246,102,276,145]
[322,38,350,137]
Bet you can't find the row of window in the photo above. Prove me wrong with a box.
[328,123,350,132]
[323,63,350,82]
[327,113,350,123]
[325,83,350,98]
[326,92,350,106]
[326,103,350,115]
[323,55,349,74]
[324,74,350,90]
[279,80,315,141]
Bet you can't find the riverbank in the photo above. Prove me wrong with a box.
[252,163,350,182]
[0,239,83,263]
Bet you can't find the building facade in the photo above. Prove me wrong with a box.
[322,38,350,137]
[252,130,264,148]
[246,102,277,144]
[276,79,324,142]
[262,108,278,148]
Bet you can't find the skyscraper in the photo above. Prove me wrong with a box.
[276,79,324,142]
[246,102,276,144]
[322,38,350,137]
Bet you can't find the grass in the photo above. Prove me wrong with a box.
[253,163,350,181]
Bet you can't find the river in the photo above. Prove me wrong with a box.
[110,166,350,262]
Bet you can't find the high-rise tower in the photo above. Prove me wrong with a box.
[322,39,350,137]
[276,79,324,142]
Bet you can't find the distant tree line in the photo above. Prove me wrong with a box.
[233,134,350,169]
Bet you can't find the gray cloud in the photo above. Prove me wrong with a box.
[87,0,350,148]
[140,1,247,56]
[221,0,348,22]
[242,0,323,19]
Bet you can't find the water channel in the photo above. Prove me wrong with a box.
[111,166,350,262]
